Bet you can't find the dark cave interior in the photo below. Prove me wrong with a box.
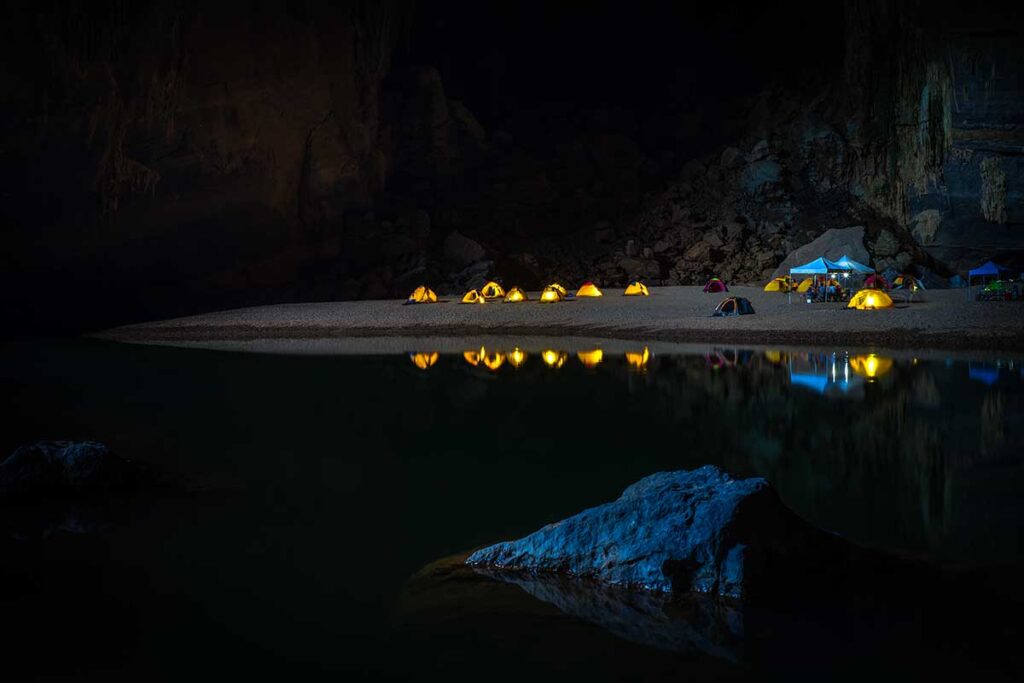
[0,0,1020,331]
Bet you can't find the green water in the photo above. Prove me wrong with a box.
[1,339,1022,679]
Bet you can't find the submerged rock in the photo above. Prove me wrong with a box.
[466,466,825,600]
[0,441,148,500]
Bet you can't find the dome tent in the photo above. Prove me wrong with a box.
[461,289,486,304]
[576,282,603,297]
[864,273,889,290]
[763,277,791,292]
[405,285,437,304]
[504,287,528,302]
[712,297,755,317]
[539,285,565,303]
[480,281,506,299]
[624,280,649,296]
[703,278,728,293]
[848,288,893,310]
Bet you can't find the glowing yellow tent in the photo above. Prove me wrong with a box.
[576,282,603,297]
[797,278,814,293]
[461,289,486,304]
[848,288,893,310]
[504,287,528,302]
[481,281,506,299]
[577,349,604,368]
[409,351,438,369]
[539,285,564,303]
[406,285,437,304]
[763,277,791,292]
[463,348,483,366]
[624,281,649,296]
[549,283,568,298]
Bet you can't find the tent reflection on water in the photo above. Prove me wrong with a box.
[541,349,568,368]
[408,351,439,369]
[787,352,871,397]
[849,353,893,381]
[968,362,1001,386]
[577,349,604,368]
[463,347,505,371]
[625,347,651,371]
[508,347,528,368]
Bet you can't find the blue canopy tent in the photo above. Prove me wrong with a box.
[834,255,874,274]
[788,257,850,303]
[966,261,1011,300]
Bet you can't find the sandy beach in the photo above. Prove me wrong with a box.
[98,286,1024,352]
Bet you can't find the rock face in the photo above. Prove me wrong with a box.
[466,466,819,600]
[0,441,147,500]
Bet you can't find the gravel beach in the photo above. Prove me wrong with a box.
[98,286,1024,352]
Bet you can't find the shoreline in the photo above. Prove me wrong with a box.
[97,286,1024,353]
[100,322,1024,353]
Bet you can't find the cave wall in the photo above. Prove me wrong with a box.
[1,0,416,327]
[592,0,1022,287]
[1,1,1020,330]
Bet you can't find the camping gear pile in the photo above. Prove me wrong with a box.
[968,261,1019,301]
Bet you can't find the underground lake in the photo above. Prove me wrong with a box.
[1,338,1022,680]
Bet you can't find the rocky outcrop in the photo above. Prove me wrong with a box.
[0,441,149,500]
[466,466,827,601]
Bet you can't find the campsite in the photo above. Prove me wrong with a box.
[3,2,1023,681]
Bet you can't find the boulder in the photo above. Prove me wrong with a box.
[770,225,868,279]
[443,231,486,267]
[872,229,900,257]
[720,146,743,168]
[0,441,148,500]
[747,139,770,162]
[910,209,942,246]
[617,257,660,279]
[466,466,825,600]
[740,160,781,195]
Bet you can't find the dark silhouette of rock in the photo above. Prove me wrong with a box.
[0,441,149,500]
[467,466,826,600]
[443,231,486,268]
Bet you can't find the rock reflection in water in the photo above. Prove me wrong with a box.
[475,570,743,662]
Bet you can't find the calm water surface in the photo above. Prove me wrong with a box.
[1,339,1022,680]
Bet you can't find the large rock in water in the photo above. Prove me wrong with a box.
[0,441,147,500]
[466,466,822,600]
[770,225,869,279]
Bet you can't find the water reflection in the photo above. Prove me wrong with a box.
[409,351,439,370]
[849,353,893,380]
[541,349,568,368]
[462,347,506,371]
[481,350,505,371]
[625,347,651,372]
[577,349,604,368]
[508,347,528,368]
